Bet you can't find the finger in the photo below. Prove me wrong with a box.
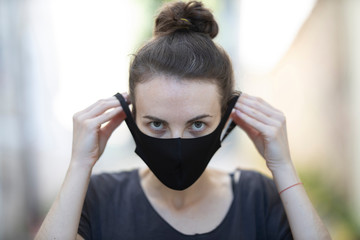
[77,96,117,116]
[76,92,130,118]
[79,98,121,121]
[101,111,126,137]
[81,106,123,130]
[233,108,273,137]
[235,102,280,127]
[236,97,278,119]
[120,92,131,104]
[240,93,283,117]
[231,110,260,139]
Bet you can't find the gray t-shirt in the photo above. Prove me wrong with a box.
[78,169,292,239]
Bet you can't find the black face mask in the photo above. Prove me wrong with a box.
[115,92,240,191]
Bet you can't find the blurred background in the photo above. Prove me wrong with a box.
[0,0,359,239]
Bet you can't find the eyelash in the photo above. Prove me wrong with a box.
[190,121,206,132]
[149,121,166,131]
[147,121,207,136]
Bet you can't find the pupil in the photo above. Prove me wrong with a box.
[153,122,161,127]
[194,122,202,128]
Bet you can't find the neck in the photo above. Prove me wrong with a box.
[139,168,214,210]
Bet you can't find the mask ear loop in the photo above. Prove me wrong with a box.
[114,93,141,139]
[220,92,242,142]
[221,121,237,142]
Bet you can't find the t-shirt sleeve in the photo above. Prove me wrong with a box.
[76,171,135,240]
[78,182,92,240]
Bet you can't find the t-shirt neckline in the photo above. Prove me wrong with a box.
[134,169,239,237]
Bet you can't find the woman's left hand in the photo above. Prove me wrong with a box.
[231,93,292,172]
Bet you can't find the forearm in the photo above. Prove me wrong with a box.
[35,161,92,240]
[271,163,331,240]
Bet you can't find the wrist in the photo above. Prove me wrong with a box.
[269,161,294,175]
[270,162,301,192]
[69,158,94,174]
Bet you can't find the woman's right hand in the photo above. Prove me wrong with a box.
[70,93,129,168]
[35,94,129,240]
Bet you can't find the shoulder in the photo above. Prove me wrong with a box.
[238,169,276,189]
[86,169,139,199]
[79,169,142,239]
[90,169,137,184]
[231,170,292,239]
[235,169,279,204]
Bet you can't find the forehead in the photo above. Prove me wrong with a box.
[134,76,221,116]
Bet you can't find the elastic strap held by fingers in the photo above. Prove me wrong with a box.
[114,93,130,116]
[221,121,237,142]
[114,93,138,136]
[221,92,242,142]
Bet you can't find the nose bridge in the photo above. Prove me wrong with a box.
[171,126,184,138]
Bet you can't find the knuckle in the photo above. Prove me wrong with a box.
[95,99,106,108]
[73,112,81,122]
[99,99,112,109]
[97,99,106,104]
[265,127,277,138]
[273,121,282,128]
[256,96,264,103]
[83,119,93,129]
[99,98,108,105]
[278,113,286,124]
[254,102,262,110]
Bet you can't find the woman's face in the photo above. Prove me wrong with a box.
[134,75,222,139]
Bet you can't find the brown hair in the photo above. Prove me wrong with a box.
[129,1,234,115]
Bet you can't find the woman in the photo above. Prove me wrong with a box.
[35,1,331,239]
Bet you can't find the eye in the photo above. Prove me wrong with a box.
[191,121,206,132]
[149,121,164,131]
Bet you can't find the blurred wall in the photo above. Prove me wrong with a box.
[235,1,360,237]
[342,0,360,226]
[0,0,53,238]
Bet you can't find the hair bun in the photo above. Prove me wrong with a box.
[154,1,218,39]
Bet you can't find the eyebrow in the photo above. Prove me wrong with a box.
[143,114,213,124]
[186,114,213,124]
[143,115,168,124]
